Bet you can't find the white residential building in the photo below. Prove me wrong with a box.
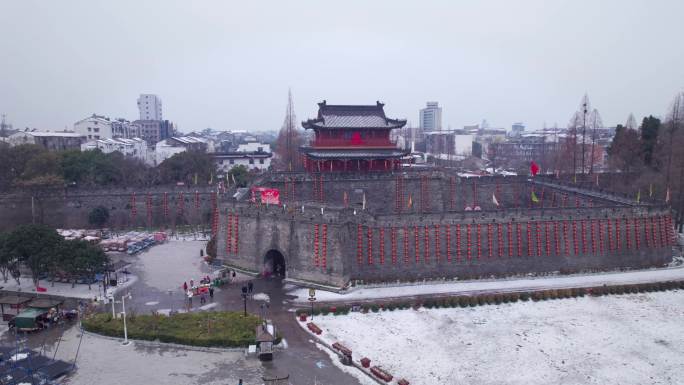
[237,142,271,153]
[81,138,151,164]
[73,114,113,141]
[137,94,163,121]
[154,138,187,166]
[111,119,141,139]
[213,141,272,172]
[420,102,442,132]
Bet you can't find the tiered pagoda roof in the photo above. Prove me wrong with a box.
[302,101,407,130]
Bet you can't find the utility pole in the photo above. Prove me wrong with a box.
[581,96,588,176]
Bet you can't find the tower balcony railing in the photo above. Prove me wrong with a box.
[310,138,398,148]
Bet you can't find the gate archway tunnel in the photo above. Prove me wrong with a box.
[263,250,286,278]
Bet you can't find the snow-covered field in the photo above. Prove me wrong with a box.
[310,291,684,385]
[290,266,684,303]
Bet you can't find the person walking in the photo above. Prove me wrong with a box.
[187,290,193,308]
[183,281,188,292]
[200,292,206,305]
[247,281,253,294]
[209,287,214,300]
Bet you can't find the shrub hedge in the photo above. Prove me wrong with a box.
[82,311,260,348]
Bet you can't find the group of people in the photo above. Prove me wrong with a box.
[183,277,215,307]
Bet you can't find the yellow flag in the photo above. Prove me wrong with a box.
[194,173,198,185]
[531,191,539,203]
[407,193,413,208]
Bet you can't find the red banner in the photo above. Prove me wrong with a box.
[251,187,280,205]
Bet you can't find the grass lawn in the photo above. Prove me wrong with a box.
[82,311,261,348]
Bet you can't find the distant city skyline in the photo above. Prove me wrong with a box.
[1,1,683,133]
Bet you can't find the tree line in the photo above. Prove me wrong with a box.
[0,225,109,289]
[0,144,219,192]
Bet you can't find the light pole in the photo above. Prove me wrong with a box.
[241,285,248,317]
[121,292,132,346]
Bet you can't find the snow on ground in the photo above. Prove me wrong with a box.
[315,343,377,385]
[135,240,210,292]
[252,293,270,302]
[311,291,684,385]
[290,266,684,303]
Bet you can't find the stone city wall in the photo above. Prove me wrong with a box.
[0,186,219,231]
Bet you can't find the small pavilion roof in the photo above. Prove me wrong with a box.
[302,101,406,130]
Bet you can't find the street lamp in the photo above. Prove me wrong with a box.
[121,292,133,346]
[241,285,248,317]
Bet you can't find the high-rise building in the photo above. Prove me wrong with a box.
[137,94,163,121]
[419,101,442,132]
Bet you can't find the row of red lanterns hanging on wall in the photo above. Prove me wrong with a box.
[351,216,674,266]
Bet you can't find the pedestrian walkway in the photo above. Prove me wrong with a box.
[289,265,684,303]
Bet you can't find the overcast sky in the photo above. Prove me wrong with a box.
[1,0,683,133]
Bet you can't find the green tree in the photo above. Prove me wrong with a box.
[608,124,643,173]
[640,116,661,167]
[226,165,250,187]
[88,206,110,228]
[158,151,215,185]
[0,232,19,283]
[4,225,62,288]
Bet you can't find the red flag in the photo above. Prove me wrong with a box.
[530,161,540,176]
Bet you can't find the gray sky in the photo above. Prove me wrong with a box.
[1,0,683,133]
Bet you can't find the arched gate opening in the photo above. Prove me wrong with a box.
[263,250,286,278]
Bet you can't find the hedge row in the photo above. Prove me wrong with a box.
[297,280,684,316]
[83,311,261,347]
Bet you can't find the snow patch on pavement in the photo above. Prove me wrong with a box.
[252,293,270,302]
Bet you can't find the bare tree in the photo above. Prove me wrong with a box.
[664,92,684,187]
[274,89,304,171]
[588,108,603,174]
